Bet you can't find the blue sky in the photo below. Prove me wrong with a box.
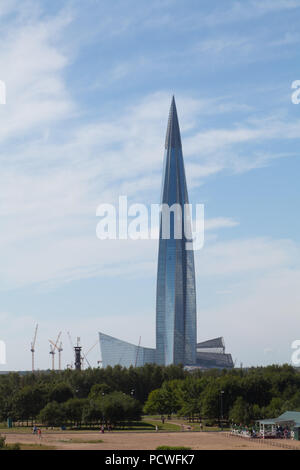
[1,0,300,370]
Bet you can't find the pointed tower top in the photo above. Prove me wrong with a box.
[165,96,182,149]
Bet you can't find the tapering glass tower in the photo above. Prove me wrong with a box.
[156,97,197,366]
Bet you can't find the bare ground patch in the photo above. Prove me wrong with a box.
[2,431,293,450]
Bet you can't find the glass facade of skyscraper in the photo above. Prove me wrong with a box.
[99,332,155,368]
[156,97,197,366]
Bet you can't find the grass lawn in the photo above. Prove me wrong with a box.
[14,443,57,450]
[0,418,224,434]
[0,427,37,434]
[58,438,103,444]
[0,422,175,434]
[156,446,192,450]
[192,424,231,432]
[144,420,181,432]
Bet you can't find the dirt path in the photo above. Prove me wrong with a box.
[2,431,291,450]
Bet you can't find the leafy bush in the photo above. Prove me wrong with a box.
[0,435,20,451]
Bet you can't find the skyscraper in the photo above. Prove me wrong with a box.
[156,97,197,366]
[99,97,233,370]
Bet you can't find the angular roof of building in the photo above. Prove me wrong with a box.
[258,411,300,426]
[197,337,225,349]
[276,411,300,424]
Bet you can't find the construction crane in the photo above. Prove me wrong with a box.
[49,343,55,371]
[48,332,62,371]
[82,340,102,368]
[83,340,99,369]
[67,331,74,351]
[81,351,91,369]
[49,339,63,371]
[30,324,38,373]
[57,341,63,371]
[85,341,98,357]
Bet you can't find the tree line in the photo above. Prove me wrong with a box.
[0,364,300,427]
[144,364,300,425]
[0,364,185,427]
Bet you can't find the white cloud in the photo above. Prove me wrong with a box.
[197,237,297,278]
[0,10,74,143]
[205,0,300,27]
[199,267,300,367]
[270,31,300,46]
[184,116,300,157]
[195,236,300,366]
[0,84,299,289]
[205,218,239,231]
[197,37,252,55]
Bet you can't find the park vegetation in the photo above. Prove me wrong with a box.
[143,364,300,425]
[0,435,20,450]
[0,364,184,428]
[0,364,300,428]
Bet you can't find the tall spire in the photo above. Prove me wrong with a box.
[165,96,182,149]
[156,97,197,367]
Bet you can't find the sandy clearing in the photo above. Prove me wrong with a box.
[2,431,295,450]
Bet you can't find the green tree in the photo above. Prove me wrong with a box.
[38,401,66,427]
[144,389,170,416]
[201,384,220,420]
[177,377,208,420]
[264,397,284,418]
[82,400,103,424]
[12,385,49,423]
[88,383,112,400]
[252,404,262,420]
[287,391,300,410]
[229,397,252,425]
[64,398,87,427]
[101,392,142,425]
[49,383,74,403]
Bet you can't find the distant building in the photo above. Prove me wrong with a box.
[99,98,233,370]
[195,337,234,370]
[99,332,155,368]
